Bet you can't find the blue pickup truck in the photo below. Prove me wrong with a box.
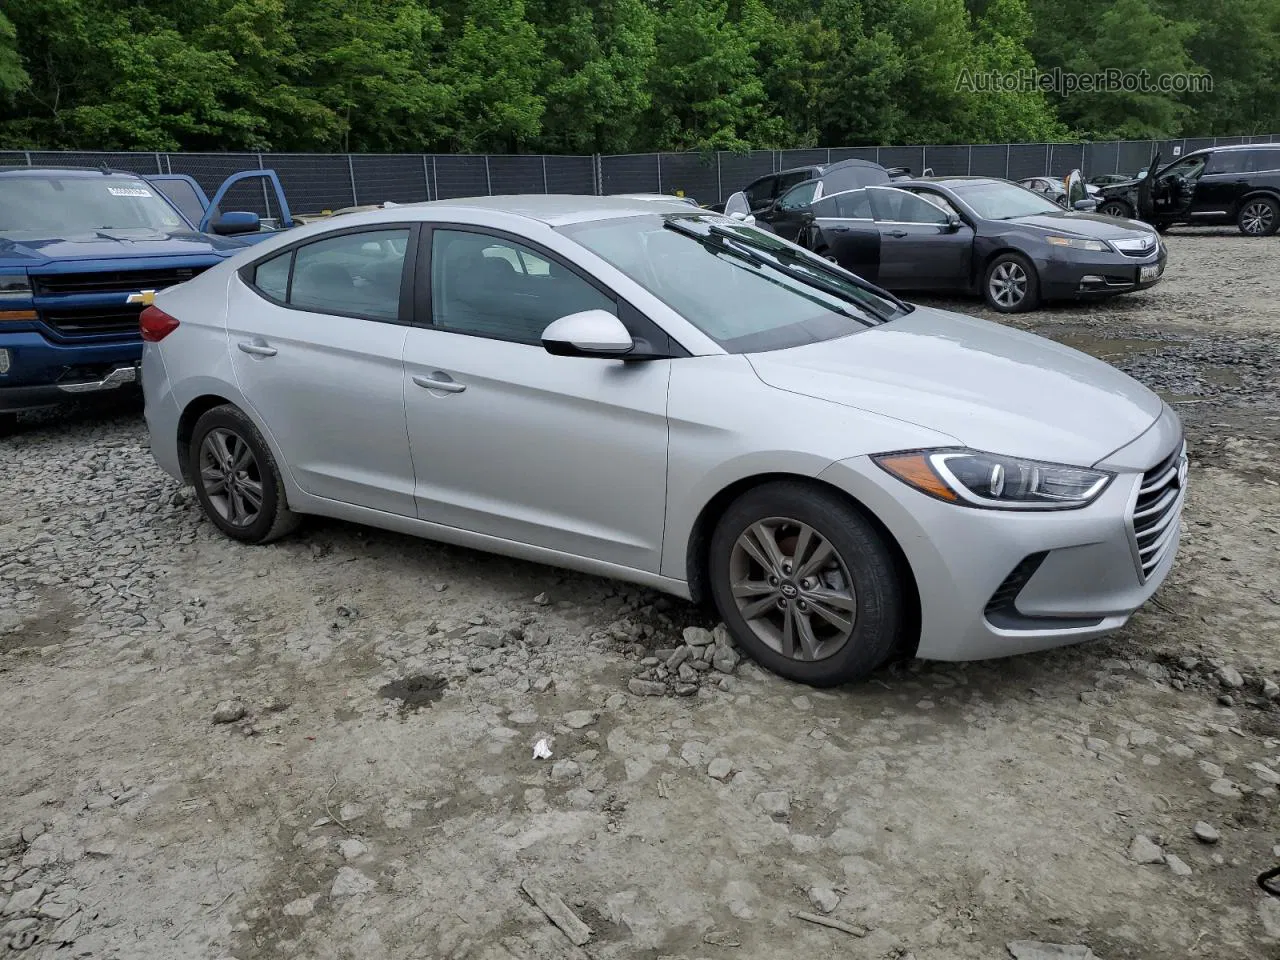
[0,166,292,431]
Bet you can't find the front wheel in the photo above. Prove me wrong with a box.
[708,481,903,687]
[1099,200,1132,219]
[188,404,298,544]
[983,252,1040,313]
[1238,197,1279,237]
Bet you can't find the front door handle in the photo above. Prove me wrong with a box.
[831,225,850,233]
[413,373,467,394]
[237,340,277,357]
[887,229,909,238]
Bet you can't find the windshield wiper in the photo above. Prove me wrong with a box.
[663,218,898,323]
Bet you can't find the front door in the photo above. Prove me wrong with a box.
[402,227,671,572]
[867,187,973,292]
[227,226,417,514]
[1152,154,1206,219]
[766,180,820,243]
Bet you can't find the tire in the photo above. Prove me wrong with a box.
[708,481,903,687]
[1099,200,1132,219]
[1154,221,1172,234]
[814,246,838,264]
[983,252,1040,313]
[1237,196,1279,237]
[187,404,299,544]
[0,412,17,436]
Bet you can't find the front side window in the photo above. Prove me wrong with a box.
[430,230,615,345]
[0,175,187,239]
[834,190,872,219]
[778,181,818,212]
[285,229,408,321]
[1162,155,1207,180]
[868,188,950,224]
[561,214,908,354]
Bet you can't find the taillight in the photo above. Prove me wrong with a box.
[139,305,180,342]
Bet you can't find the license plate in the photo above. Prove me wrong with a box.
[1140,263,1162,282]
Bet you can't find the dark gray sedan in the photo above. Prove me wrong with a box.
[783,176,1166,312]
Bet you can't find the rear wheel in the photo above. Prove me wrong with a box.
[708,481,903,687]
[188,404,298,544]
[1238,197,1279,237]
[983,252,1040,313]
[1099,200,1132,219]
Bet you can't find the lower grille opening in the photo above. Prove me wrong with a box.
[984,552,1104,631]
[43,308,143,338]
[1131,440,1186,580]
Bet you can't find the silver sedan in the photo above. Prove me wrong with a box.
[140,195,1187,687]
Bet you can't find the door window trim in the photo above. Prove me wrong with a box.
[237,222,420,326]
[413,223,689,357]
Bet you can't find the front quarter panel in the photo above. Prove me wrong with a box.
[660,353,958,580]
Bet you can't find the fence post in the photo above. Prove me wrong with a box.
[827,148,832,164]
[922,145,927,174]
[656,154,662,193]
[593,154,602,195]
[347,155,358,206]
[716,152,723,203]
[1044,143,1050,176]
[875,146,881,166]
[541,156,549,193]
[165,154,173,174]
[967,145,972,176]
[432,156,439,201]
[484,156,493,195]
[1005,143,1011,179]
[423,155,431,201]
[23,151,32,167]
[153,152,163,174]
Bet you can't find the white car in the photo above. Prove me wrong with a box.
[140,196,1185,687]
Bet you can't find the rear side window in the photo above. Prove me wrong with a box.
[835,190,871,218]
[775,170,815,194]
[254,253,290,301]
[812,196,839,218]
[281,229,409,321]
[1249,148,1280,172]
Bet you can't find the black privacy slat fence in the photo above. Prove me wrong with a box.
[2,135,1275,216]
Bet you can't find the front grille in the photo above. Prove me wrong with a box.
[43,308,142,337]
[31,266,206,295]
[1130,441,1187,580]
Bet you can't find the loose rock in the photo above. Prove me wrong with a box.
[550,760,582,781]
[1007,943,1098,960]
[562,710,597,730]
[212,699,247,724]
[1193,821,1220,844]
[707,758,733,781]
[754,790,791,821]
[1128,834,1164,864]
[1166,853,1192,877]
[1217,665,1244,689]
[330,867,376,899]
[682,626,715,647]
[628,678,666,697]
[808,885,841,913]
[338,838,368,860]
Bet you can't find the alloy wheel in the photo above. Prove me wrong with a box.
[199,428,264,527]
[1100,202,1128,218]
[989,261,1028,308]
[728,517,856,662]
[1241,201,1274,236]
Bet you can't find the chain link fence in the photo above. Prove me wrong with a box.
[2,135,1275,215]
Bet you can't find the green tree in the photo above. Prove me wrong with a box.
[0,11,28,102]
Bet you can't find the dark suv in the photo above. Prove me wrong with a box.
[1095,144,1280,236]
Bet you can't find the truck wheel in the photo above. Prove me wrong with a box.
[1099,200,1132,219]
[1238,197,1279,237]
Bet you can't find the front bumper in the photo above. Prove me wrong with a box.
[0,329,143,413]
[1038,245,1167,300]
[818,406,1186,661]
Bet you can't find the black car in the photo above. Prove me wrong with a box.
[1094,144,1280,236]
[766,176,1165,313]
[1017,171,1100,210]
[741,159,892,241]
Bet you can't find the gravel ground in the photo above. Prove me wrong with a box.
[2,228,1280,960]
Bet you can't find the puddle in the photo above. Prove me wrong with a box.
[1048,332,1163,361]
[378,674,449,711]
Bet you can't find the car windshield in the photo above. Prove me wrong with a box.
[952,181,1064,220]
[0,175,188,238]
[561,214,909,353]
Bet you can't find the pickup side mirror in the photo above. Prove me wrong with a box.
[542,310,635,358]
[211,211,261,235]
[1072,198,1098,212]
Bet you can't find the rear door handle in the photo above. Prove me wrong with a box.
[237,340,277,357]
[887,229,908,238]
[413,373,467,394]
[831,225,850,233]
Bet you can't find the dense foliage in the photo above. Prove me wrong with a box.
[0,0,1275,153]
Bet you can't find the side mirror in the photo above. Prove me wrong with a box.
[211,211,261,235]
[945,214,962,231]
[1072,198,1098,212]
[728,211,757,225]
[542,310,634,358]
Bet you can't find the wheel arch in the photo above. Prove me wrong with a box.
[684,472,922,659]
[176,394,237,484]
[1234,189,1280,216]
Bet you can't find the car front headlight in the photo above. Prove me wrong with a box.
[1046,235,1108,253]
[874,449,1113,510]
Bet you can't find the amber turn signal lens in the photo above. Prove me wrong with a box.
[0,310,37,321]
[874,453,959,502]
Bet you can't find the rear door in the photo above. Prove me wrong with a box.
[867,187,973,292]
[228,226,417,514]
[809,190,881,283]
[401,227,671,571]
[1195,150,1254,219]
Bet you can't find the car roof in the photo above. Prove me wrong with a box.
[405,194,702,227]
[0,167,152,180]
[1202,143,1280,152]
[892,176,1000,189]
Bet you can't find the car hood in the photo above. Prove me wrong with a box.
[1005,211,1151,239]
[0,229,246,266]
[748,306,1163,467]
